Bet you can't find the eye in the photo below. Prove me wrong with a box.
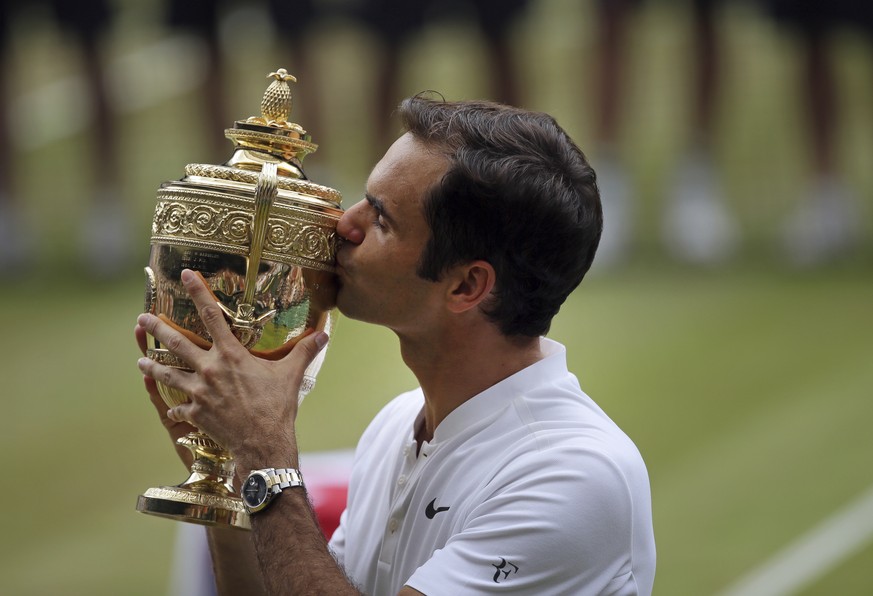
[364,194,389,230]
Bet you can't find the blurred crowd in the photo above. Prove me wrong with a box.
[0,0,871,278]
[594,0,872,269]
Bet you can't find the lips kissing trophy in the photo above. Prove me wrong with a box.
[136,69,343,530]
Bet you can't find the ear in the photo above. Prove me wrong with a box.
[445,260,496,314]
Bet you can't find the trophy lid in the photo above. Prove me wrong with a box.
[173,68,342,210]
[224,68,318,167]
[152,69,343,276]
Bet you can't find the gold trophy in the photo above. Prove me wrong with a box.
[136,69,343,530]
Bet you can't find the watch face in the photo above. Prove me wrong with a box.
[242,473,268,508]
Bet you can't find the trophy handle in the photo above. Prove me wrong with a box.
[219,161,280,347]
[243,161,278,305]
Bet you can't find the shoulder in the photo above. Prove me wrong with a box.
[477,428,648,521]
[503,388,653,533]
[448,382,654,555]
[469,370,650,494]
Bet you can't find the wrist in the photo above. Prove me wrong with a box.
[235,431,299,477]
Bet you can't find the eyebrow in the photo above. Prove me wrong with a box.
[365,193,397,227]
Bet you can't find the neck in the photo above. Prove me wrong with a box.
[397,321,543,442]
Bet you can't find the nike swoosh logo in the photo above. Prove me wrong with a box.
[425,498,450,519]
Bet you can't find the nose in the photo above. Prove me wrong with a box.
[337,200,366,245]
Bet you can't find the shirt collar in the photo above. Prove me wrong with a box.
[429,338,568,444]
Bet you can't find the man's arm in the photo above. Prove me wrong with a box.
[207,527,265,594]
[247,485,359,595]
[136,269,362,595]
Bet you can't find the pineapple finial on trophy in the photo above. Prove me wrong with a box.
[226,67,316,166]
[261,69,297,126]
[244,68,303,135]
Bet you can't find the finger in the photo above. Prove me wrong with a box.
[143,373,160,398]
[167,403,197,426]
[138,356,198,397]
[279,330,329,379]
[135,323,148,356]
[251,328,312,361]
[180,269,238,347]
[137,312,204,368]
[144,375,173,422]
[143,375,172,414]
[144,375,197,467]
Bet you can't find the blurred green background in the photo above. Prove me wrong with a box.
[1,0,871,594]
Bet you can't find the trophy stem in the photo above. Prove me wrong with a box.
[178,431,237,494]
[136,431,251,530]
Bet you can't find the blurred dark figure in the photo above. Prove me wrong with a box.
[164,0,325,164]
[164,0,230,162]
[661,0,739,265]
[355,0,530,156]
[0,0,125,276]
[593,0,739,267]
[763,0,871,266]
[589,0,636,267]
[462,0,528,107]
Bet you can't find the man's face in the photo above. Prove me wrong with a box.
[334,133,450,334]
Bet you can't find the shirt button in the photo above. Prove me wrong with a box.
[388,518,398,533]
[397,475,407,486]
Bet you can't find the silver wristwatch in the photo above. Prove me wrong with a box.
[241,468,305,514]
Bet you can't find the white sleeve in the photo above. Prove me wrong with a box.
[328,508,347,567]
[405,447,645,595]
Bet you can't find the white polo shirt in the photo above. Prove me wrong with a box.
[329,339,655,595]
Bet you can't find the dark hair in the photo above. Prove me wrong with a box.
[399,96,602,337]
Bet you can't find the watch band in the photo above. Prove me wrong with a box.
[266,468,305,494]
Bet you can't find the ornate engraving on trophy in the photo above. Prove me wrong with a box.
[152,195,338,271]
[142,487,248,511]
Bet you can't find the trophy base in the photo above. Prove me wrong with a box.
[137,486,251,530]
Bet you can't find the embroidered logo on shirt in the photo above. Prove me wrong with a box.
[492,558,520,583]
[425,498,450,519]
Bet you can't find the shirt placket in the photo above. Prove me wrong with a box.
[374,440,434,592]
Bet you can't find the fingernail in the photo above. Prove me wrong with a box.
[314,331,329,350]
[137,313,152,326]
[137,357,149,369]
[181,269,195,284]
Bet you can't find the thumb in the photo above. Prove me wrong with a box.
[280,330,330,377]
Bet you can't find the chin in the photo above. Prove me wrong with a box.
[335,295,377,326]
[334,289,358,319]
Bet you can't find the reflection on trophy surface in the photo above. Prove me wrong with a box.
[136,69,343,530]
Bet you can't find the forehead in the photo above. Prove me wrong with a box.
[366,133,449,215]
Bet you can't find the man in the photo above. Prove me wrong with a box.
[136,97,656,595]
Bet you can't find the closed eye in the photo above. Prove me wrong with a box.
[365,193,393,230]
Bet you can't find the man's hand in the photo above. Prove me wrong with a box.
[136,268,329,475]
[136,270,356,596]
